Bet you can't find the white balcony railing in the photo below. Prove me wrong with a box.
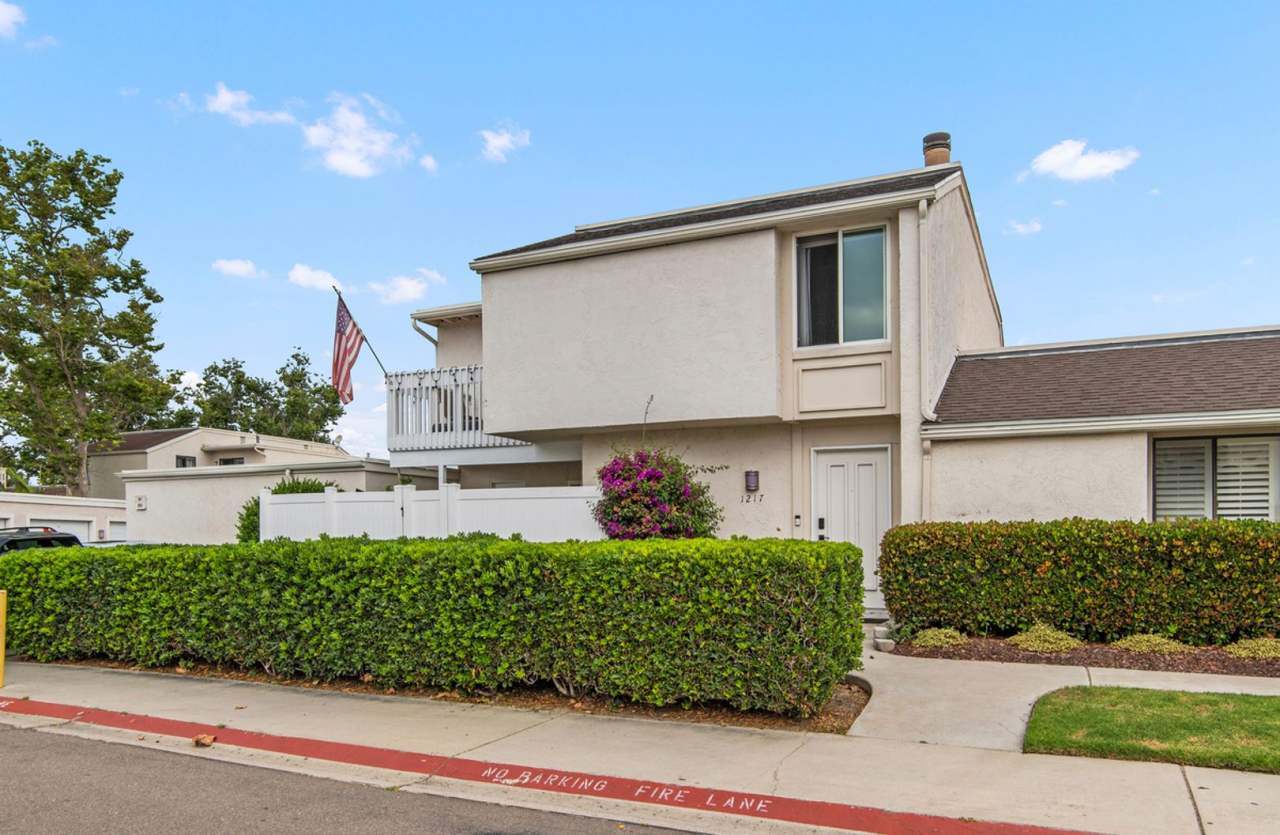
[386,365,528,452]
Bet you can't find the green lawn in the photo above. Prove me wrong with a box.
[1024,686,1280,774]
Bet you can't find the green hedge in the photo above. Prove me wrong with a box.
[0,536,862,716]
[880,519,1280,645]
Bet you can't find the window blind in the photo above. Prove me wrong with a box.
[1153,439,1211,520]
[1215,438,1277,520]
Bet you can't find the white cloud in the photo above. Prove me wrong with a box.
[119,86,140,97]
[0,2,25,39]
[1149,187,1162,196]
[24,33,56,49]
[1051,199,1068,207]
[211,258,265,279]
[1024,139,1139,182]
[368,267,445,304]
[418,153,439,174]
[302,94,412,178]
[178,370,202,390]
[205,81,295,127]
[479,124,531,163]
[1007,218,1043,236]
[163,91,194,112]
[288,263,341,291]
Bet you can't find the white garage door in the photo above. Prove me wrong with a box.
[29,518,93,542]
[108,520,127,541]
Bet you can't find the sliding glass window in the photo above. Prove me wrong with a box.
[796,228,886,347]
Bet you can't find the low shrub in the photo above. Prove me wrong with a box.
[1111,634,1194,655]
[880,519,1280,645]
[0,536,862,717]
[1225,638,1280,660]
[910,627,967,649]
[1008,624,1082,653]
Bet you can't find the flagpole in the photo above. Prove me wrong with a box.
[333,285,389,377]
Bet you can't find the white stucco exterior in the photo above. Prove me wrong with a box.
[0,492,127,542]
[928,433,1151,521]
[482,230,782,436]
[123,460,435,544]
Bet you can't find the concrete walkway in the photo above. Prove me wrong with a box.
[854,642,1280,751]
[2,661,1278,834]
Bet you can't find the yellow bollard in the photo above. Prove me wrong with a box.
[0,589,6,688]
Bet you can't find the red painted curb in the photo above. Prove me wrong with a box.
[0,697,1092,835]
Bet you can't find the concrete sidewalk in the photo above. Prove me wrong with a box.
[853,644,1280,751]
[2,661,1277,834]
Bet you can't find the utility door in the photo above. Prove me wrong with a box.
[812,448,891,610]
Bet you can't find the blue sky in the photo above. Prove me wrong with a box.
[3,2,1278,454]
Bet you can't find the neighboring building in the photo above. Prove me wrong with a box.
[385,132,1279,612]
[87,427,353,500]
[122,458,437,545]
[0,492,127,542]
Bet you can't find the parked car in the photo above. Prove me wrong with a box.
[0,526,82,553]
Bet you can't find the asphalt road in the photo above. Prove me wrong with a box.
[0,726,687,835]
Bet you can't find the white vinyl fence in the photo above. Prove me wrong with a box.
[259,484,603,542]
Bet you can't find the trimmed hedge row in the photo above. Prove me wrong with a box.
[880,519,1280,645]
[0,536,863,716]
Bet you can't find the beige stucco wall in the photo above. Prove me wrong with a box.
[0,492,127,541]
[143,430,350,468]
[87,451,146,499]
[581,417,900,538]
[928,433,1150,521]
[483,230,781,436]
[436,319,483,368]
[124,466,433,545]
[924,186,1003,406]
[459,461,583,489]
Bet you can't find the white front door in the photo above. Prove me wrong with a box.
[813,448,891,610]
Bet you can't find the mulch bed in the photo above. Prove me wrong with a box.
[895,637,1280,677]
[51,658,868,735]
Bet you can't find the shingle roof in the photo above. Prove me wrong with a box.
[89,428,196,453]
[476,166,959,262]
[932,331,1280,424]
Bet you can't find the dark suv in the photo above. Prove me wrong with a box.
[0,526,82,553]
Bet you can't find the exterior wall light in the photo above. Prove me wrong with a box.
[744,470,760,493]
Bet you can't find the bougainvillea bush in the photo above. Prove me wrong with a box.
[593,448,723,539]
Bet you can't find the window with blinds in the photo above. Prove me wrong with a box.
[1215,438,1277,520]
[1153,439,1211,519]
[1153,437,1279,522]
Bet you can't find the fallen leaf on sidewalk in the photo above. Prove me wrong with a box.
[234,705,246,710]
[192,734,216,748]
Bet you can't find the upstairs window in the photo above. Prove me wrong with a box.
[1153,437,1279,521]
[218,457,246,466]
[175,455,197,468]
[796,228,887,347]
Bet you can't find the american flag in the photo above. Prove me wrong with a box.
[331,296,366,404]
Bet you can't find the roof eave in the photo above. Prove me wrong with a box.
[470,185,942,274]
[922,408,1280,440]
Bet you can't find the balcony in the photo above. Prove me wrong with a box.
[385,365,528,453]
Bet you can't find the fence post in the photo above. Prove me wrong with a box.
[258,489,272,542]
[0,588,7,688]
[323,487,338,537]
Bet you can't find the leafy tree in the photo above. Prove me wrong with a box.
[178,349,343,443]
[0,141,176,494]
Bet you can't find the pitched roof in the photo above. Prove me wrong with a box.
[932,329,1280,425]
[88,428,196,454]
[476,165,959,262]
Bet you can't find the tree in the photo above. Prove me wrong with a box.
[0,141,176,494]
[178,349,343,443]
[592,448,723,539]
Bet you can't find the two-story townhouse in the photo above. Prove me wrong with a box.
[388,133,1280,613]
[390,134,1001,610]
